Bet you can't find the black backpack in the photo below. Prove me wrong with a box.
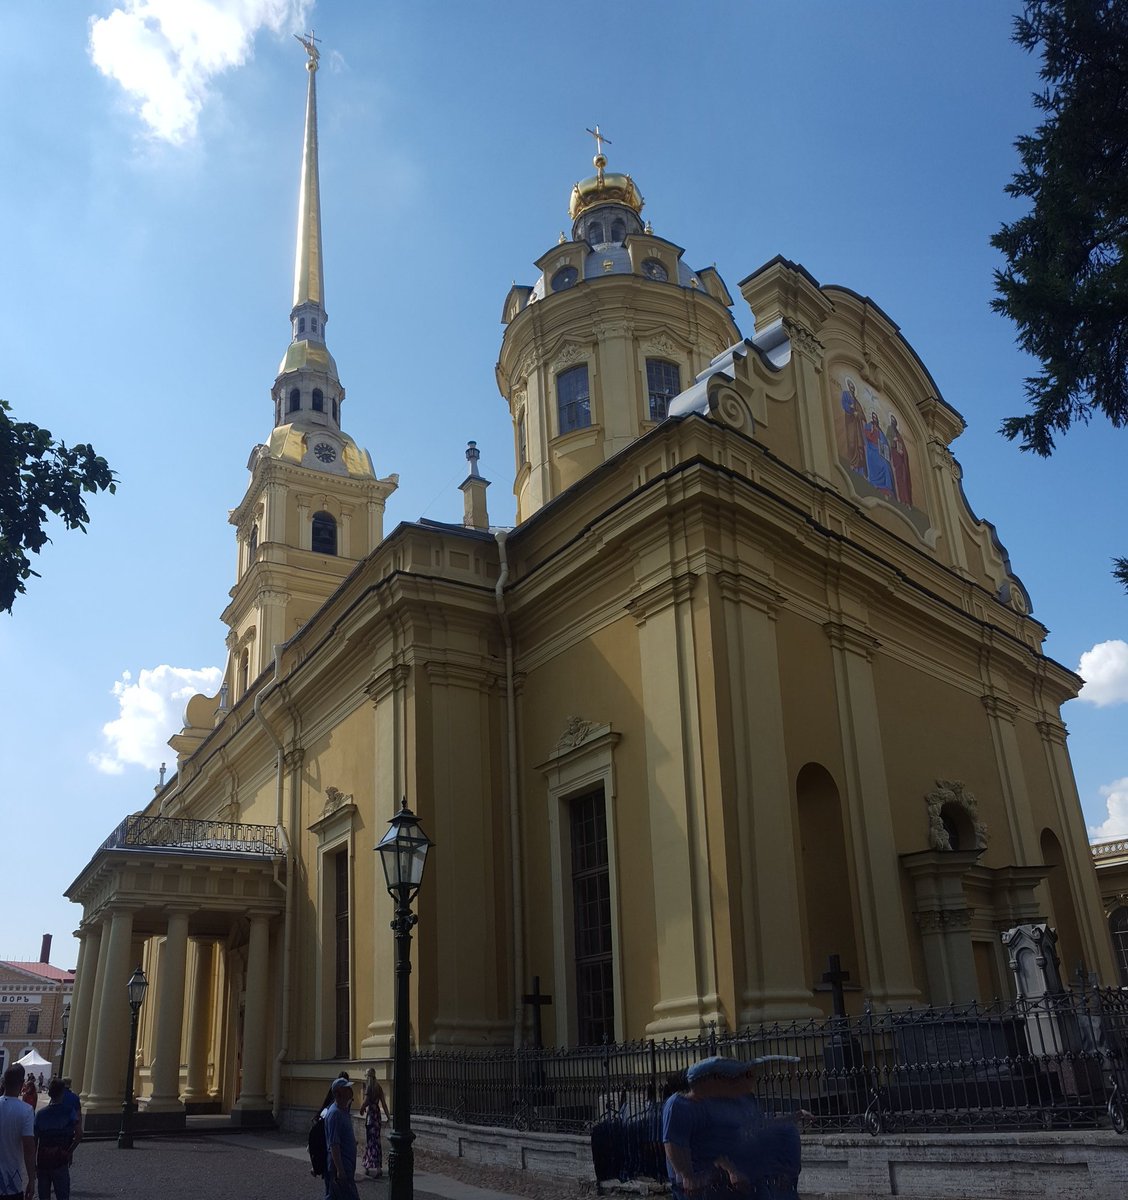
[307,1113,327,1177]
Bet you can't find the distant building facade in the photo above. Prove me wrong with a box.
[63,45,1116,1131]
[0,955,74,1078]
[1092,840,1128,987]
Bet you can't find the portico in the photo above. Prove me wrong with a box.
[65,815,284,1131]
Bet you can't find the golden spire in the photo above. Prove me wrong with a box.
[292,31,324,310]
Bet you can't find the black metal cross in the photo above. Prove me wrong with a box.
[821,954,851,1019]
[522,975,553,1049]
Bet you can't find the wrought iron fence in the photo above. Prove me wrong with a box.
[412,987,1128,1166]
[99,815,280,857]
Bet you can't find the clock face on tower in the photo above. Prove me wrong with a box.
[314,442,337,464]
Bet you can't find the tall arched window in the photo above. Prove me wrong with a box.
[312,511,337,556]
[588,221,604,245]
[312,388,325,412]
[610,218,626,242]
[239,650,249,697]
[557,364,591,434]
[248,524,258,561]
[332,399,339,423]
[288,388,300,413]
[646,359,681,421]
[299,317,306,333]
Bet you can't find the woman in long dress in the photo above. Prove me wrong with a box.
[360,1067,391,1178]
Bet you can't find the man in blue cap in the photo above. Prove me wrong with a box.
[325,1076,359,1200]
[662,1057,762,1197]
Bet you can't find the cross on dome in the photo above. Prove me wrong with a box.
[585,124,611,181]
[295,29,321,64]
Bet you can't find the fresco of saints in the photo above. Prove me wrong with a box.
[839,379,865,472]
[887,414,912,505]
[863,410,895,495]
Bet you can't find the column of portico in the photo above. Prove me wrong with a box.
[78,918,112,1103]
[147,910,190,1113]
[64,924,100,1092]
[183,940,216,1104]
[84,906,138,1113]
[824,619,918,1005]
[232,912,272,1122]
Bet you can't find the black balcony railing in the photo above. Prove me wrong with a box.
[412,988,1128,1170]
[99,815,280,857]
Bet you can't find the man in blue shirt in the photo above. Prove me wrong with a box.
[662,1057,765,1200]
[324,1077,359,1200]
[663,1057,802,1200]
[33,1081,77,1200]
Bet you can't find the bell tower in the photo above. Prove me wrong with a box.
[221,34,398,696]
[497,130,742,522]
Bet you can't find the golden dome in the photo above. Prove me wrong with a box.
[569,166,644,220]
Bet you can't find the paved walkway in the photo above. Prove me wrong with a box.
[72,1131,531,1200]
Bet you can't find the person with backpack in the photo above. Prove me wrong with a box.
[308,1073,350,1194]
[324,1078,359,1200]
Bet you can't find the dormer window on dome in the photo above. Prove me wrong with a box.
[552,266,578,292]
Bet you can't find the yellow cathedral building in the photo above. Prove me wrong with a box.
[64,43,1115,1130]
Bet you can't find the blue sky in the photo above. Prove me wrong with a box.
[2,1,1125,964]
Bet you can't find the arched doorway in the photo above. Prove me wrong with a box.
[796,763,861,1004]
[1040,828,1085,979]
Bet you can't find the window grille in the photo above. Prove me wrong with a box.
[646,359,681,421]
[557,365,591,434]
[571,788,614,1045]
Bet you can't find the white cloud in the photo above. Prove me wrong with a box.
[90,664,222,774]
[89,0,313,144]
[1076,639,1128,707]
[1088,778,1128,842]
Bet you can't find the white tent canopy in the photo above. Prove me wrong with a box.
[16,1049,51,1069]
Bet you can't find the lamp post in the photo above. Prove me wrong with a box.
[57,1005,70,1079]
[376,798,433,1200]
[117,966,148,1149]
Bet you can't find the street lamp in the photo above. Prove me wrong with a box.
[117,966,148,1149]
[58,1005,70,1079]
[376,798,433,1200]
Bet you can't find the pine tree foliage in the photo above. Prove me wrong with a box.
[0,399,116,613]
[992,0,1128,456]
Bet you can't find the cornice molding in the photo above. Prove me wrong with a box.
[626,570,698,626]
[713,570,784,617]
[423,659,502,692]
[981,694,1019,723]
[366,663,410,705]
[1037,718,1068,747]
[823,619,881,659]
[782,318,824,360]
